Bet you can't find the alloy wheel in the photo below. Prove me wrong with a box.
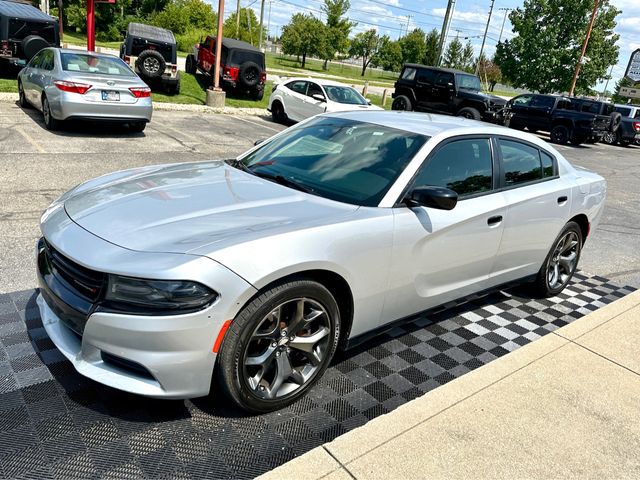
[143,57,160,74]
[547,231,580,290]
[242,297,331,400]
[43,98,50,124]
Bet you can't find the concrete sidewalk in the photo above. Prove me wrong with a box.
[261,290,640,480]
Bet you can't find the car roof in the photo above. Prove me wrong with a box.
[127,22,175,44]
[402,64,475,76]
[0,0,56,22]
[216,37,261,52]
[50,47,120,59]
[324,110,525,138]
[281,77,356,88]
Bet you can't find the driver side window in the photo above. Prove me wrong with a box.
[29,51,45,69]
[413,138,493,197]
[307,83,324,98]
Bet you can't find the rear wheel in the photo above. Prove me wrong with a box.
[550,124,570,145]
[271,101,287,124]
[570,134,587,146]
[532,222,582,297]
[185,54,197,74]
[456,107,481,120]
[42,96,59,131]
[391,95,412,111]
[217,279,341,413]
[129,121,146,133]
[252,88,264,101]
[602,131,617,145]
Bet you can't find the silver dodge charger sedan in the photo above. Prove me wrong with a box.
[18,48,152,132]
[37,111,606,412]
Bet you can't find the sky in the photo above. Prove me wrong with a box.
[221,0,640,90]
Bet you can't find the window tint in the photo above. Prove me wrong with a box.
[401,67,417,81]
[324,86,367,105]
[416,69,435,85]
[499,139,543,185]
[61,53,134,76]
[531,96,555,109]
[614,106,631,117]
[307,82,323,98]
[541,151,555,178]
[29,50,45,68]
[435,72,454,87]
[456,74,481,90]
[635,109,640,119]
[40,50,54,71]
[287,81,307,95]
[512,95,532,106]
[414,138,493,197]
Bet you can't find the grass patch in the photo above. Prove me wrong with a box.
[0,78,18,93]
[152,72,270,108]
[62,31,122,51]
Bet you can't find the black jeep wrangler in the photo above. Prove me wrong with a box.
[186,36,266,100]
[391,64,506,122]
[0,0,59,69]
[120,22,180,94]
[504,94,614,146]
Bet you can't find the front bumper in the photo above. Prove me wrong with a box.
[50,90,153,123]
[36,205,257,398]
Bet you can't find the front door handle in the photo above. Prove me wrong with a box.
[557,196,568,204]
[487,215,503,226]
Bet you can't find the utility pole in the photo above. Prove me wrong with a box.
[601,63,614,98]
[475,0,495,75]
[214,0,225,90]
[405,15,412,36]
[436,0,454,66]
[58,0,63,42]
[497,7,511,44]
[267,0,272,43]
[258,0,265,49]
[569,0,600,97]
[236,0,241,38]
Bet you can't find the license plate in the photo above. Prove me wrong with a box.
[101,90,120,102]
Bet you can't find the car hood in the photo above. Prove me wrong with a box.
[62,161,359,255]
[460,89,507,106]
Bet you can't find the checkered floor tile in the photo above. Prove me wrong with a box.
[0,273,635,479]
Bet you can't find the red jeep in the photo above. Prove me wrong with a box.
[186,36,266,100]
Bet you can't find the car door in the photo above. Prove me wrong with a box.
[489,137,572,286]
[527,95,556,131]
[384,136,508,322]
[414,68,436,111]
[507,94,533,128]
[199,37,214,73]
[304,82,327,118]
[430,71,456,113]
[32,49,54,102]
[22,50,44,104]
[283,80,308,121]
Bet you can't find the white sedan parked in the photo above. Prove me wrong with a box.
[268,77,382,123]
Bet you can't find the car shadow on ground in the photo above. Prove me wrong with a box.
[16,101,147,138]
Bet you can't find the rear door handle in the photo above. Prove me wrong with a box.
[557,196,568,204]
[487,215,503,226]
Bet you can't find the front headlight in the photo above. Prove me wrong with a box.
[103,275,218,313]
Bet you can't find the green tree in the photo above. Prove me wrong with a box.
[374,35,402,72]
[477,53,503,91]
[148,0,216,35]
[350,29,383,76]
[319,0,355,69]
[494,0,620,94]
[424,28,440,66]
[224,7,264,46]
[281,13,326,68]
[442,36,463,69]
[460,40,475,72]
[398,28,426,65]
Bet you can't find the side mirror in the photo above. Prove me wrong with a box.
[366,99,372,105]
[405,185,458,210]
[311,93,326,102]
[254,138,266,146]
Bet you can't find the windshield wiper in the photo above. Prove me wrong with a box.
[252,171,313,194]
[224,158,251,173]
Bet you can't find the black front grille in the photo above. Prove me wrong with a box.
[43,239,105,302]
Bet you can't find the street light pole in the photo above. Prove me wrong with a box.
[436,0,454,67]
[475,0,495,75]
[569,0,600,97]
[258,0,265,49]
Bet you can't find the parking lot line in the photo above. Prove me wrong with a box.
[14,126,46,154]
[231,115,281,133]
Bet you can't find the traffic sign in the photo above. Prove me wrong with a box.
[625,49,640,82]
[620,86,640,99]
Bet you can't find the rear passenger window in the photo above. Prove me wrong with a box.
[401,67,417,81]
[287,81,307,95]
[541,151,555,178]
[499,139,543,185]
[414,138,493,197]
[416,69,435,85]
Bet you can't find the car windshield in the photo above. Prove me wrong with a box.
[239,117,428,206]
[456,74,481,91]
[60,53,135,76]
[324,86,368,105]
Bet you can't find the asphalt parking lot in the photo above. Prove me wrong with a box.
[1,100,639,294]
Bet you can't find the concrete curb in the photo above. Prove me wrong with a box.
[259,289,640,480]
[0,92,268,116]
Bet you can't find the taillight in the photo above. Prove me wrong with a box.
[633,122,640,132]
[171,65,177,74]
[222,66,239,81]
[124,55,131,64]
[259,72,266,83]
[1,40,8,52]
[129,87,151,98]
[54,80,91,94]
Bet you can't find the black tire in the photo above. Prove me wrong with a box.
[271,101,287,124]
[217,279,341,413]
[570,134,587,146]
[456,107,482,120]
[550,124,570,145]
[609,112,622,133]
[165,75,180,95]
[128,121,146,133]
[136,50,166,79]
[238,61,261,88]
[620,138,632,147]
[391,95,412,111]
[22,35,49,60]
[185,54,197,74]
[42,96,60,131]
[531,221,582,297]
[252,88,264,101]
[18,81,29,109]
[602,131,617,145]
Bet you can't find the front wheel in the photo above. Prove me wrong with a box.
[391,95,412,111]
[456,107,481,120]
[531,222,582,297]
[217,279,341,413]
[18,81,30,108]
[550,124,570,145]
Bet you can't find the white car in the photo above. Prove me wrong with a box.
[268,77,382,123]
